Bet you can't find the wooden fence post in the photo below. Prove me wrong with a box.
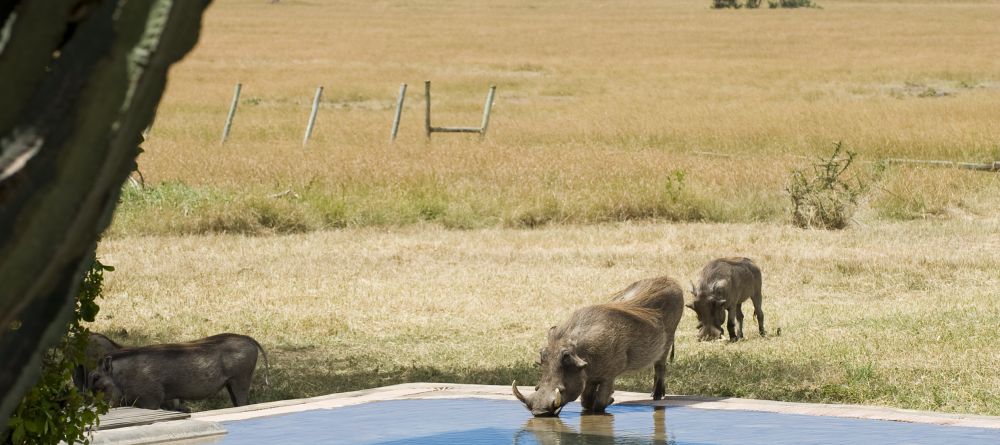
[303,86,323,148]
[480,85,496,137]
[390,83,407,143]
[424,81,432,139]
[220,82,241,145]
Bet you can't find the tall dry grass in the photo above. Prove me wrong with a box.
[112,0,1000,235]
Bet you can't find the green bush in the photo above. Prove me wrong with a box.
[2,259,113,445]
[786,142,865,230]
[713,0,742,8]
[714,0,815,9]
[768,0,819,8]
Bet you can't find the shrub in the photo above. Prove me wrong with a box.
[713,0,741,8]
[768,0,819,8]
[786,142,865,229]
[2,258,113,445]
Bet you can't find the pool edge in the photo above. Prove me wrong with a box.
[190,383,1000,430]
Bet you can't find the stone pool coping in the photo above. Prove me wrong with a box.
[90,382,1000,444]
[192,382,1000,430]
[90,418,225,445]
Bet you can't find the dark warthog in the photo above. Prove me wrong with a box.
[74,332,190,412]
[688,257,765,341]
[512,276,684,416]
[90,333,269,409]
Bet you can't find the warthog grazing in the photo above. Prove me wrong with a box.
[688,257,766,341]
[75,332,190,412]
[513,276,684,416]
[90,333,269,410]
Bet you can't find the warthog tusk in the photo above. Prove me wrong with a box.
[512,381,528,404]
[554,387,562,410]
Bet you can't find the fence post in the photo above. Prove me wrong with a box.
[424,80,432,139]
[390,83,407,143]
[479,85,496,137]
[220,82,241,145]
[303,86,324,148]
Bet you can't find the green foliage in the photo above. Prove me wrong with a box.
[768,0,819,9]
[715,0,816,9]
[713,0,742,8]
[786,142,865,229]
[2,259,113,445]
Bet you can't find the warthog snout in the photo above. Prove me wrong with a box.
[697,323,724,341]
[512,381,564,417]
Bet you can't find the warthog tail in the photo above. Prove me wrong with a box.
[246,336,270,386]
[260,345,270,386]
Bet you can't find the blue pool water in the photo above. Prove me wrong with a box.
[216,398,999,444]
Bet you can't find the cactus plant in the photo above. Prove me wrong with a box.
[0,0,212,431]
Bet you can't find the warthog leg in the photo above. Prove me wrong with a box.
[225,376,252,407]
[726,308,739,341]
[134,387,165,410]
[652,349,670,400]
[735,305,746,340]
[161,399,190,413]
[580,381,598,411]
[585,380,615,414]
[753,295,766,337]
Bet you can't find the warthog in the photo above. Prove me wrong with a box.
[90,333,269,410]
[688,257,765,341]
[513,276,684,416]
[75,332,190,412]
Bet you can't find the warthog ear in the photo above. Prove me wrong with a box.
[100,355,113,374]
[547,325,558,340]
[561,350,587,369]
[711,279,728,292]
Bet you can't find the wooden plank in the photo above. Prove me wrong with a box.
[98,407,190,431]
[430,126,482,133]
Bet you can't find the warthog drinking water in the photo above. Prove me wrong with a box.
[688,257,766,341]
[513,276,684,416]
[90,333,269,409]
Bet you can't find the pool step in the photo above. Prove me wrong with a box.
[98,407,190,430]
[90,408,225,444]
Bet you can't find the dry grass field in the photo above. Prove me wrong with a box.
[95,216,1000,415]
[112,0,1000,234]
[93,0,1000,416]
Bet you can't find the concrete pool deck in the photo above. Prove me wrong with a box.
[92,382,1000,444]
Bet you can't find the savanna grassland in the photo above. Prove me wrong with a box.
[113,0,1000,234]
[95,0,1000,415]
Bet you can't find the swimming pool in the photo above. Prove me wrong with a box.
[208,397,999,445]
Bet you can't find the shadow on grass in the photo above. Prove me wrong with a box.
[95,329,880,413]
[186,356,542,412]
[188,348,832,412]
[660,351,824,398]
